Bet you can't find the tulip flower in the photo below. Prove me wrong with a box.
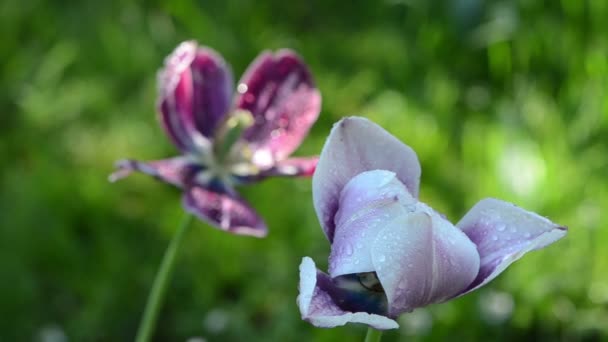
[110,41,321,237]
[297,117,566,329]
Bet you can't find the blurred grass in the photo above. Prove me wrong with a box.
[1,0,607,341]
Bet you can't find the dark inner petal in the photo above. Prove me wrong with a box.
[323,272,389,315]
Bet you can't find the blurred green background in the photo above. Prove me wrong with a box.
[1,0,606,341]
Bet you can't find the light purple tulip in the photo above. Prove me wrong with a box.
[110,41,321,237]
[297,117,567,329]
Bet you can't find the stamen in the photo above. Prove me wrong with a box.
[213,110,254,163]
[357,272,385,293]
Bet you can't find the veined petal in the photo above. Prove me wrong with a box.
[183,186,267,237]
[297,257,399,330]
[190,46,233,137]
[372,208,480,317]
[329,170,416,278]
[157,41,232,150]
[235,50,321,167]
[109,157,197,187]
[258,156,318,178]
[456,198,567,294]
[313,117,422,242]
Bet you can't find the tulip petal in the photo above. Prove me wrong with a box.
[456,198,567,294]
[313,117,422,242]
[109,157,197,187]
[157,41,198,150]
[235,50,321,167]
[372,208,480,317]
[158,41,232,150]
[329,170,416,278]
[297,257,399,330]
[258,156,318,178]
[190,46,234,137]
[183,186,267,237]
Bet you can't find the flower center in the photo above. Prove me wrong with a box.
[332,272,388,315]
[190,110,259,190]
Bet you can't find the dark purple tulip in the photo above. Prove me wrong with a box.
[297,117,567,329]
[110,41,321,237]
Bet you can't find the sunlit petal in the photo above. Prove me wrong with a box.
[235,50,321,166]
[456,198,567,294]
[313,117,421,242]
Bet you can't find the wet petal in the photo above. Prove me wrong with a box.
[297,257,399,330]
[183,186,267,237]
[372,208,480,317]
[456,198,567,294]
[109,157,196,187]
[329,170,416,278]
[258,157,318,178]
[235,50,321,166]
[158,41,232,150]
[313,117,422,242]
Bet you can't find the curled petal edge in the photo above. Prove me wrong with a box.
[297,257,399,330]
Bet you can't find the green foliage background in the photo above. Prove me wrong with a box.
[1,0,606,341]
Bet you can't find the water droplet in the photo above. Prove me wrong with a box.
[510,227,517,233]
[345,244,353,256]
[379,255,386,262]
[407,263,413,268]
[270,129,281,139]
[523,232,531,238]
[496,223,506,231]
[356,242,363,249]
[237,83,248,93]
[492,235,498,241]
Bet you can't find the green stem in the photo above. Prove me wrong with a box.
[364,327,383,342]
[135,213,193,342]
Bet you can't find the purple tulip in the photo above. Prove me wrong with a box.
[297,117,566,329]
[110,41,321,237]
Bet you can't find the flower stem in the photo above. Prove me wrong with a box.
[364,327,383,342]
[135,213,193,342]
